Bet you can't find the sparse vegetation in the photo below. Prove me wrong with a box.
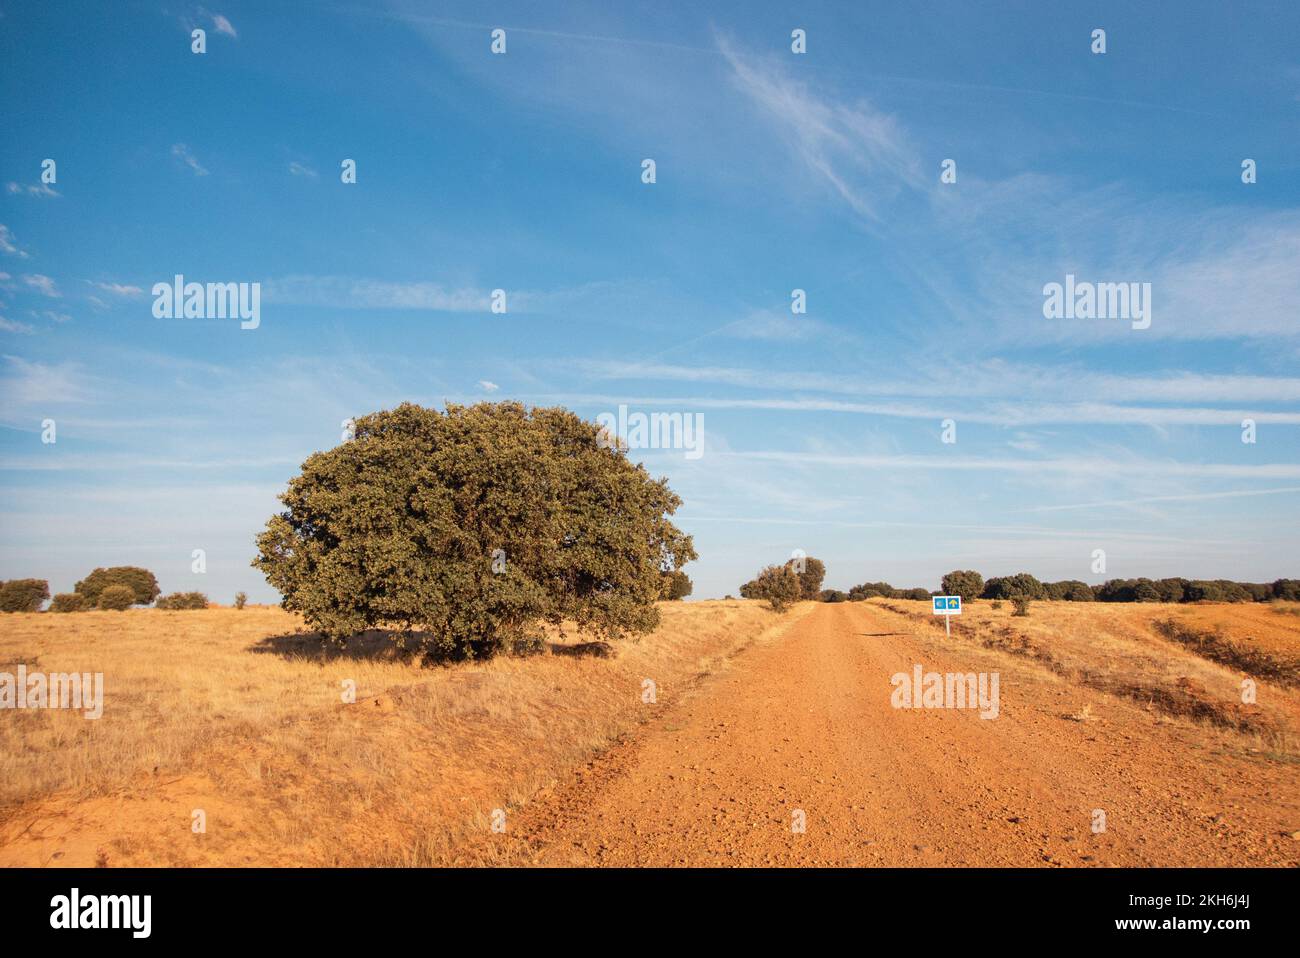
[234,591,247,610]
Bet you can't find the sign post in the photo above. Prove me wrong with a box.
[932,595,962,638]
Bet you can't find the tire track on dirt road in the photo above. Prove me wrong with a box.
[506,602,1300,866]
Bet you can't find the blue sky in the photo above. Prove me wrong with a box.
[1,0,1298,603]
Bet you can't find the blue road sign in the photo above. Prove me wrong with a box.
[933,595,962,615]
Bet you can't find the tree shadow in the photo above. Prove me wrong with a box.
[249,629,435,664]
[858,632,910,637]
[548,640,615,659]
[250,630,615,664]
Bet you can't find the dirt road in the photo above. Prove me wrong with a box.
[507,602,1299,866]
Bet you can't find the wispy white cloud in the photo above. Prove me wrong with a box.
[22,274,60,298]
[0,317,34,334]
[0,225,29,258]
[261,275,490,312]
[1015,486,1300,514]
[171,143,209,177]
[727,450,1300,481]
[5,182,59,198]
[0,355,95,409]
[478,380,499,392]
[85,280,144,297]
[211,13,237,38]
[718,34,920,219]
[288,161,317,178]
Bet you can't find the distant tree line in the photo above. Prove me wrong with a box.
[819,582,932,602]
[0,565,244,612]
[939,570,1298,604]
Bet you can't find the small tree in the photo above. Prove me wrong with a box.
[234,591,248,610]
[1011,597,1032,617]
[75,567,160,606]
[819,589,848,603]
[98,584,135,611]
[787,557,826,600]
[983,573,1045,600]
[0,579,50,613]
[941,570,984,602]
[50,592,87,613]
[744,564,803,611]
[660,570,692,601]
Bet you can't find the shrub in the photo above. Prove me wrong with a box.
[1094,579,1136,602]
[74,566,160,606]
[1213,580,1253,603]
[1011,597,1032,617]
[234,591,248,610]
[1132,579,1161,603]
[787,557,826,600]
[849,581,897,600]
[743,564,803,611]
[1156,578,1188,603]
[898,588,932,600]
[49,592,87,613]
[660,570,692,601]
[254,402,696,659]
[1241,582,1273,603]
[819,589,848,603]
[941,570,984,602]
[0,578,50,613]
[1184,580,1225,602]
[98,585,136,611]
[1273,579,1300,602]
[982,573,1045,600]
[156,592,209,610]
[991,600,1003,610]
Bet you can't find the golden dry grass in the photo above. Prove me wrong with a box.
[878,598,1300,754]
[0,600,809,866]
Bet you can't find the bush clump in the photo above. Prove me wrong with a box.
[982,573,1046,600]
[740,564,803,611]
[941,570,984,602]
[0,578,50,613]
[49,592,87,613]
[75,567,160,606]
[1011,597,1032,617]
[234,591,248,610]
[156,592,209,610]
[97,585,136,611]
[253,402,695,659]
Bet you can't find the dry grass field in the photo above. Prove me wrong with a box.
[879,598,1300,751]
[0,601,810,866]
[2,597,1297,867]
